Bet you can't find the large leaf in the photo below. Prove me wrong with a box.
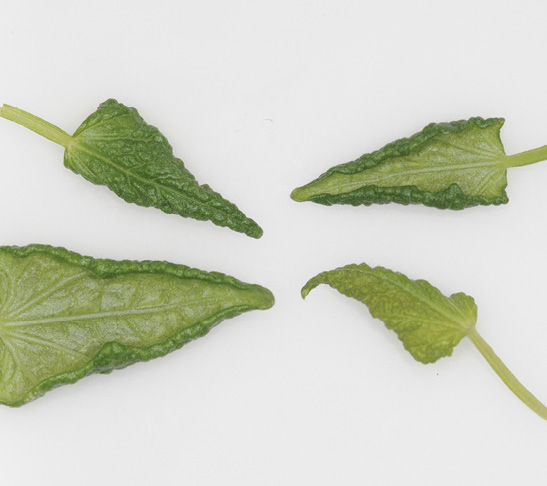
[0,245,274,406]
[291,117,509,209]
[302,263,477,363]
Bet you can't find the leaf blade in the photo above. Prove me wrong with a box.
[302,263,476,363]
[66,99,263,238]
[0,245,274,406]
[291,117,509,209]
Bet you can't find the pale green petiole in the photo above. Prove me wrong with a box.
[0,104,72,148]
[501,144,547,169]
[467,327,547,420]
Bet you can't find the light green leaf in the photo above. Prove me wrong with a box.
[302,263,547,420]
[0,245,274,406]
[302,263,477,363]
[292,117,547,209]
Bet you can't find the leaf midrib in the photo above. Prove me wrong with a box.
[3,303,182,328]
[69,142,238,221]
[328,157,506,193]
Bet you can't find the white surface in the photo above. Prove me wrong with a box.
[1,0,547,484]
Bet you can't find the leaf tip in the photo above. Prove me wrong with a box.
[300,279,317,299]
[237,217,263,239]
[260,287,275,310]
[290,186,308,202]
[248,224,264,239]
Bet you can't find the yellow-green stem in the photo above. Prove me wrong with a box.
[0,104,72,148]
[468,327,547,420]
[502,144,547,168]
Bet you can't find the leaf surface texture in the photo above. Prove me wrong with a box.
[302,263,476,363]
[0,245,273,406]
[291,118,509,209]
[66,99,262,237]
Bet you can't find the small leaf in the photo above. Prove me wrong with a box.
[302,263,476,363]
[303,264,547,420]
[0,101,263,238]
[291,117,509,209]
[0,245,274,406]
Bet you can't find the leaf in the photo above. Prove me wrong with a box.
[291,117,510,209]
[0,245,274,406]
[302,264,547,420]
[302,263,477,363]
[0,100,263,238]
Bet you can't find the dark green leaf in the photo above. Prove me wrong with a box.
[0,100,263,238]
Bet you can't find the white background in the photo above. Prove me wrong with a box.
[1,0,547,484]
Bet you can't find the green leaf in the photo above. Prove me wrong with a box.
[291,117,511,209]
[0,245,274,406]
[302,263,547,420]
[0,100,263,238]
[302,263,477,363]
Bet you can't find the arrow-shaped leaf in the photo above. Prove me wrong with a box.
[0,100,263,238]
[0,245,274,406]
